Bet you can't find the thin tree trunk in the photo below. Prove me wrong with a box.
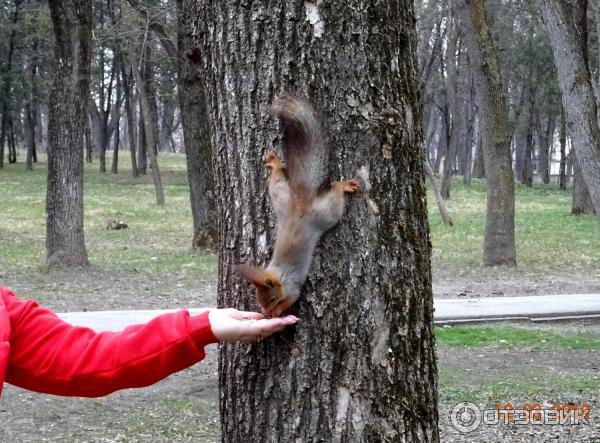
[120,62,138,177]
[463,72,476,185]
[46,0,91,269]
[111,70,122,174]
[130,52,164,205]
[538,112,555,185]
[458,0,516,266]
[137,103,148,174]
[25,36,39,171]
[201,1,438,441]
[25,104,36,171]
[440,21,461,199]
[7,119,16,163]
[559,106,567,189]
[434,118,447,173]
[85,117,93,163]
[523,96,534,187]
[142,43,160,157]
[425,157,453,226]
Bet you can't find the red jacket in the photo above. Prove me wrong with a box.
[0,287,218,398]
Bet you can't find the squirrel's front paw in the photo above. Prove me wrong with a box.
[342,179,361,194]
[265,151,282,169]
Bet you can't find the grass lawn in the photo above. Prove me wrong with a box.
[428,179,600,267]
[436,325,600,350]
[1,152,598,272]
[437,325,600,402]
[0,152,216,273]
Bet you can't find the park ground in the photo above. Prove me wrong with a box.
[1,153,600,442]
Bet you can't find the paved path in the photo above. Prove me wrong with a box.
[56,294,600,331]
[435,294,600,325]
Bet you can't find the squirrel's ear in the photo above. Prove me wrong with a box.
[233,263,278,288]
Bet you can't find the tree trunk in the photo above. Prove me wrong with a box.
[46,0,91,269]
[176,0,217,249]
[142,43,160,157]
[541,0,600,222]
[425,157,454,226]
[572,150,595,214]
[25,36,39,171]
[440,21,461,200]
[538,112,555,185]
[0,0,21,169]
[559,106,567,189]
[463,72,476,185]
[130,52,165,206]
[433,118,447,174]
[98,57,115,174]
[25,104,36,171]
[111,69,122,174]
[458,0,516,266]
[523,101,534,187]
[120,61,139,177]
[200,1,438,441]
[472,127,485,178]
[7,119,17,164]
[85,117,93,163]
[137,107,148,174]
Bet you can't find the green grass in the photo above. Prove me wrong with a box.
[437,326,600,401]
[439,367,600,402]
[436,326,600,350]
[1,153,599,272]
[0,151,216,273]
[428,178,600,267]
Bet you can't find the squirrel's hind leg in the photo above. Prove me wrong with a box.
[311,179,360,230]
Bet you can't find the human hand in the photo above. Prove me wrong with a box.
[208,308,299,342]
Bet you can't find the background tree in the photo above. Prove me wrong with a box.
[176,0,217,249]
[200,1,438,441]
[456,0,516,266]
[541,0,600,220]
[45,0,92,268]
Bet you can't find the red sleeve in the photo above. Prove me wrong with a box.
[3,290,219,397]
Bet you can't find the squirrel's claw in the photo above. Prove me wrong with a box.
[342,179,361,194]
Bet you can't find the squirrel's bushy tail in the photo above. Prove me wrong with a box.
[272,95,328,198]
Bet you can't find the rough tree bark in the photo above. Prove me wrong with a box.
[572,149,595,215]
[541,0,600,222]
[457,0,516,266]
[176,0,217,249]
[200,1,438,441]
[472,128,485,178]
[46,0,91,268]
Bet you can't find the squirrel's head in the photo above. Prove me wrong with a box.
[233,264,285,316]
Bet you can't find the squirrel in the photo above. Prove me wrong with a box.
[234,95,360,317]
